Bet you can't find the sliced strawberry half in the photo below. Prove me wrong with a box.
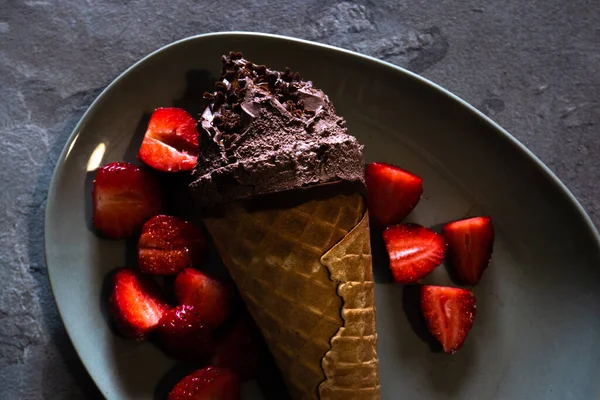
[365,162,423,229]
[383,224,447,284]
[168,367,240,400]
[174,268,233,329]
[210,313,263,382]
[138,215,208,275]
[156,304,213,360]
[109,268,170,340]
[442,216,494,285]
[421,285,476,354]
[93,162,164,239]
[138,108,199,172]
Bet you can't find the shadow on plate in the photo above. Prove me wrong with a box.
[370,224,394,284]
[172,69,214,118]
[401,285,442,352]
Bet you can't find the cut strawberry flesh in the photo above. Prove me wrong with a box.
[139,247,190,274]
[147,109,198,152]
[138,215,208,275]
[109,268,170,339]
[421,285,476,354]
[168,367,240,400]
[138,108,199,172]
[156,304,213,360]
[366,162,423,229]
[93,162,164,239]
[174,268,232,329]
[383,224,447,284]
[139,136,197,172]
[442,216,494,285]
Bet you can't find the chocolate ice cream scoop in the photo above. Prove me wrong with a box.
[190,52,365,207]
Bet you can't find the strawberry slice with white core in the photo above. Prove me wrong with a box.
[109,268,170,339]
[383,224,447,284]
[365,162,423,229]
[421,285,476,354]
[210,313,263,382]
[93,162,164,239]
[174,268,233,329]
[442,216,494,285]
[138,215,208,275]
[138,108,199,172]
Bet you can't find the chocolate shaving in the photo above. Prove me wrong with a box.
[254,64,267,75]
[215,81,228,92]
[212,116,223,126]
[230,51,243,60]
[223,69,236,81]
[204,52,321,151]
[227,93,238,105]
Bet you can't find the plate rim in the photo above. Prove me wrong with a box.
[43,31,600,397]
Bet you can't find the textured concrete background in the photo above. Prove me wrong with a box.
[0,0,598,398]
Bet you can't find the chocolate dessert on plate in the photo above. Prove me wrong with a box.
[192,52,381,400]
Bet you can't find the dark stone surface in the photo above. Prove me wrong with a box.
[0,0,598,398]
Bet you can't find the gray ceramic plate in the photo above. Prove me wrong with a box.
[45,32,600,400]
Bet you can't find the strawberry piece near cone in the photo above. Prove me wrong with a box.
[443,216,494,285]
[420,285,476,354]
[383,224,447,284]
[365,162,423,229]
[138,215,208,275]
[109,268,170,340]
[138,108,200,172]
[93,162,164,239]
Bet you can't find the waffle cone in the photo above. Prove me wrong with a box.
[203,193,380,399]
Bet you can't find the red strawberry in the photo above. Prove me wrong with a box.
[383,224,447,284]
[365,162,423,229]
[92,162,163,239]
[138,215,208,275]
[442,216,494,285]
[210,313,263,381]
[138,108,199,172]
[155,304,213,360]
[168,367,240,400]
[420,285,476,354]
[109,268,170,339]
[174,269,232,329]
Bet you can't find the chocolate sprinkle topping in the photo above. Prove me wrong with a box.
[190,52,365,207]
